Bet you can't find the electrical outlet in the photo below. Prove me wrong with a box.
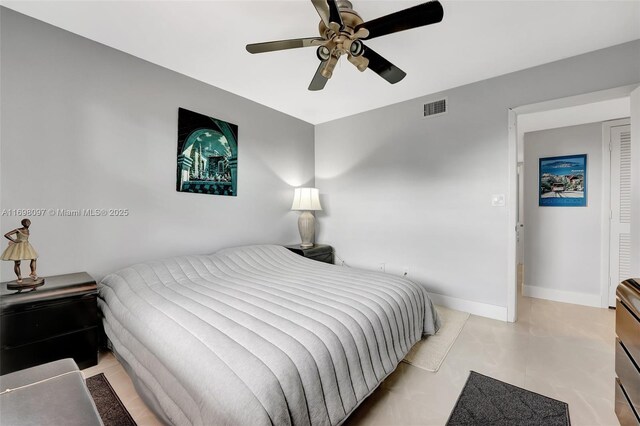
[377,263,385,272]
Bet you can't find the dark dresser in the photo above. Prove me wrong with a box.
[615,278,640,425]
[0,272,99,375]
[285,244,334,264]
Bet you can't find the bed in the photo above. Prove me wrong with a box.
[98,244,440,426]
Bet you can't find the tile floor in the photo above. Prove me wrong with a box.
[346,295,617,426]
[82,293,619,426]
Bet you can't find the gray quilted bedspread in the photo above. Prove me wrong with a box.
[98,245,440,426]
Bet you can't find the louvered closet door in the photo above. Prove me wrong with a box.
[609,125,631,307]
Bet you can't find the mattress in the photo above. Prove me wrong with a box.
[98,245,440,426]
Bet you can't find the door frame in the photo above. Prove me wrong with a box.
[506,85,635,321]
[602,118,631,307]
[516,162,525,265]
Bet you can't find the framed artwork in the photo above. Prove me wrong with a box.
[539,154,587,207]
[176,108,238,196]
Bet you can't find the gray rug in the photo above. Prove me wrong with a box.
[447,371,570,425]
[86,373,137,426]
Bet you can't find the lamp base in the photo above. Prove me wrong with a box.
[298,211,315,248]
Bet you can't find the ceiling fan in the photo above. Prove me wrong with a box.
[246,0,444,91]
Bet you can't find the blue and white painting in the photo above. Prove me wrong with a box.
[176,108,238,196]
[539,154,587,207]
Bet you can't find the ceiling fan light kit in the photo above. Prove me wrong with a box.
[246,0,444,91]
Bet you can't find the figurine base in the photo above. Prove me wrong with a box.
[7,277,45,293]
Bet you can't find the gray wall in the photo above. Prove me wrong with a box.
[315,40,640,311]
[523,123,603,301]
[0,8,315,280]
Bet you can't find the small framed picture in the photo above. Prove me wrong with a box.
[539,154,587,207]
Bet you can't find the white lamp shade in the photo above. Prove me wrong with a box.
[291,187,322,211]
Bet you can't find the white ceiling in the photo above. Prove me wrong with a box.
[2,0,639,124]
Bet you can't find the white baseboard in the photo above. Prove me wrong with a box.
[522,284,601,308]
[428,292,508,321]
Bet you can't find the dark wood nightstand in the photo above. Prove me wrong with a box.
[285,244,334,264]
[0,272,99,375]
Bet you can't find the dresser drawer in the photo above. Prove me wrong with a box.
[1,295,97,349]
[616,378,640,426]
[617,338,640,415]
[617,299,640,365]
[0,327,98,375]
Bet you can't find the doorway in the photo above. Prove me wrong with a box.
[507,86,635,322]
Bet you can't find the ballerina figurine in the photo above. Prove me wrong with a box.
[2,218,40,284]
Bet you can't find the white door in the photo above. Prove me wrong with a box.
[609,124,632,306]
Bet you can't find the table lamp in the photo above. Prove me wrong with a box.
[291,187,322,248]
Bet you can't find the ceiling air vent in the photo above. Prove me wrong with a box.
[424,98,447,117]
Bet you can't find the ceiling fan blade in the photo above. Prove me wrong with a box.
[361,45,406,84]
[308,61,329,91]
[327,0,344,28]
[355,1,444,40]
[311,0,344,29]
[311,0,331,26]
[246,37,324,54]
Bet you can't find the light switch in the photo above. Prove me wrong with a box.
[491,194,505,207]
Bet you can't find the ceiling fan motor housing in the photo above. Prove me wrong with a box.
[318,1,365,50]
[316,0,369,77]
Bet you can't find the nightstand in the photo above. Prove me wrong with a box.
[0,272,99,375]
[285,244,334,264]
